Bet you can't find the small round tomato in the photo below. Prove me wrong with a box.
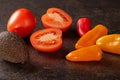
[7,8,36,37]
[77,18,91,36]
[30,28,62,52]
[41,8,72,31]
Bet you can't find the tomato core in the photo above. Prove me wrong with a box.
[38,33,57,45]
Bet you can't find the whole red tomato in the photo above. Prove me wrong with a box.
[7,8,36,37]
[77,18,91,36]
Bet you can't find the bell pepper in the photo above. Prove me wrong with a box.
[96,34,120,55]
[75,24,108,49]
[66,45,102,62]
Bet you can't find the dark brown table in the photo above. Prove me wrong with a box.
[0,0,120,80]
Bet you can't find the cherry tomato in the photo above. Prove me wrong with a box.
[96,34,120,55]
[66,45,102,62]
[30,28,62,52]
[41,8,72,31]
[7,8,36,37]
[77,18,91,36]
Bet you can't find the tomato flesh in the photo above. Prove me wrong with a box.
[41,8,72,31]
[30,28,62,52]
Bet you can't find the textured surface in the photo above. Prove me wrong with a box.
[0,31,28,63]
[0,0,120,80]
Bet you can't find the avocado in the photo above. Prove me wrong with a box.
[0,31,28,64]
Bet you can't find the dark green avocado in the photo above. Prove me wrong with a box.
[0,31,28,64]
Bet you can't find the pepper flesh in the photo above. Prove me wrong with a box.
[66,45,102,62]
[75,24,108,49]
[96,34,120,55]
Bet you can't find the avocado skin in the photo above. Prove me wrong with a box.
[0,31,28,64]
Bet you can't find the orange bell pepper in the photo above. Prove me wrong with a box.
[75,24,108,49]
[66,45,102,62]
[96,34,120,55]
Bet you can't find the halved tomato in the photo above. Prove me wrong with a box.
[41,8,72,31]
[30,28,62,52]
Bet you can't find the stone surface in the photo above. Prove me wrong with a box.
[0,0,120,80]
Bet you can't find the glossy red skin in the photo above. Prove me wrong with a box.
[77,18,91,36]
[7,8,36,37]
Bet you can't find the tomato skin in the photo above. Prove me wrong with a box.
[77,18,91,36]
[66,45,102,62]
[7,8,36,37]
[75,24,108,49]
[96,34,120,55]
[41,8,72,31]
[30,28,62,52]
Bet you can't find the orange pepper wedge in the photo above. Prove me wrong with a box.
[66,45,102,62]
[96,34,120,55]
[75,24,108,49]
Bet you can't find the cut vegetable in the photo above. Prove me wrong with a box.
[96,34,120,55]
[75,24,108,49]
[30,28,62,52]
[41,8,72,31]
[66,45,102,62]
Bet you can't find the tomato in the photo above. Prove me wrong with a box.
[77,18,91,36]
[66,45,102,62]
[75,24,108,49]
[96,34,120,55]
[30,28,62,52]
[41,8,72,31]
[7,8,36,37]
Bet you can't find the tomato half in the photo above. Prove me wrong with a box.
[41,8,72,31]
[30,28,62,52]
[7,8,36,37]
[77,18,91,36]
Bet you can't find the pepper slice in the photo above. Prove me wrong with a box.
[66,45,102,62]
[41,8,72,31]
[75,24,108,49]
[96,34,120,55]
